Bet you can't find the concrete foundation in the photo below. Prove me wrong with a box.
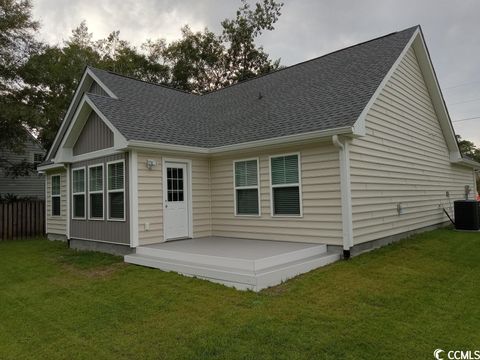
[69,238,133,256]
[328,221,451,257]
[47,233,68,242]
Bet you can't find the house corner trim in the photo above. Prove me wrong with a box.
[129,149,139,248]
[332,135,353,252]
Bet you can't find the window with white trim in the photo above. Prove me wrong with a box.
[270,154,301,216]
[234,159,260,215]
[107,161,125,220]
[89,164,104,219]
[51,175,61,216]
[72,168,85,219]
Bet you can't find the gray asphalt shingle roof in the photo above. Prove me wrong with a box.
[87,26,418,148]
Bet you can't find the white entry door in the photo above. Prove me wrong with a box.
[164,162,190,240]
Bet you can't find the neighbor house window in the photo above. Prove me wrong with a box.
[270,154,302,216]
[234,159,260,215]
[107,160,125,220]
[33,153,43,165]
[51,175,61,216]
[72,168,86,219]
[88,164,104,220]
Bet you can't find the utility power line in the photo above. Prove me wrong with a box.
[452,116,480,123]
[449,97,480,106]
[443,80,480,90]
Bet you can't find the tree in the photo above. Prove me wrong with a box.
[0,0,41,175]
[20,22,102,151]
[457,135,480,195]
[221,0,283,83]
[161,26,225,93]
[0,0,40,149]
[18,0,284,153]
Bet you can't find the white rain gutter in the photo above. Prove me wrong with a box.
[332,135,354,259]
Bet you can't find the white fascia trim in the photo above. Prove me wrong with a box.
[84,97,128,149]
[72,149,124,163]
[37,163,66,172]
[352,27,420,137]
[452,158,480,169]
[54,95,128,163]
[412,30,461,158]
[129,150,139,247]
[127,140,208,154]
[127,126,353,155]
[332,135,353,251]
[45,67,118,161]
[45,70,91,160]
[86,68,118,99]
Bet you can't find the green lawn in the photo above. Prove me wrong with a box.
[0,229,479,359]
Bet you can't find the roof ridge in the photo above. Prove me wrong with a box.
[87,66,198,96]
[87,25,419,98]
[203,25,420,96]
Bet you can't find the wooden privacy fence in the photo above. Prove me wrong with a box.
[0,201,45,240]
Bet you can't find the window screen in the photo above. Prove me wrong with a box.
[270,155,301,216]
[72,168,85,218]
[108,161,124,220]
[234,159,259,215]
[89,165,103,219]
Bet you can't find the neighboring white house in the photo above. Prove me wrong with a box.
[0,131,45,200]
[38,26,480,291]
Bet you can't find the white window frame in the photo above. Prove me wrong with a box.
[107,159,126,222]
[71,166,86,220]
[51,174,61,217]
[88,163,104,220]
[233,158,261,217]
[269,152,303,218]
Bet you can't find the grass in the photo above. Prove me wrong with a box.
[0,229,479,359]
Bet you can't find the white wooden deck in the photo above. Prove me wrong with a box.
[124,237,340,291]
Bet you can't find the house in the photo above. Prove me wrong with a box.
[38,26,480,291]
[1,131,45,200]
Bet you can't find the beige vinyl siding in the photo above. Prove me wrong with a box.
[137,152,163,245]
[210,143,342,244]
[46,169,67,235]
[137,152,211,245]
[350,46,475,244]
[192,157,211,238]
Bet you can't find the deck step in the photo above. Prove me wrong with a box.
[124,251,340,291]
[135,243,328,271]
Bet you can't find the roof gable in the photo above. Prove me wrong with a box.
[73,111,114,156]
[45,68,116,162]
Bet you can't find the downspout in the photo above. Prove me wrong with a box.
[332,135,354,259]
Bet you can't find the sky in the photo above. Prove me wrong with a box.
[31,0,480,146]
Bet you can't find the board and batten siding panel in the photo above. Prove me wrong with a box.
[70,153,130,245]
[137,153,211,245]
[46,169,67,235]
[349,47,475,244]
[210,143,343,245]
[72,112,114,156]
